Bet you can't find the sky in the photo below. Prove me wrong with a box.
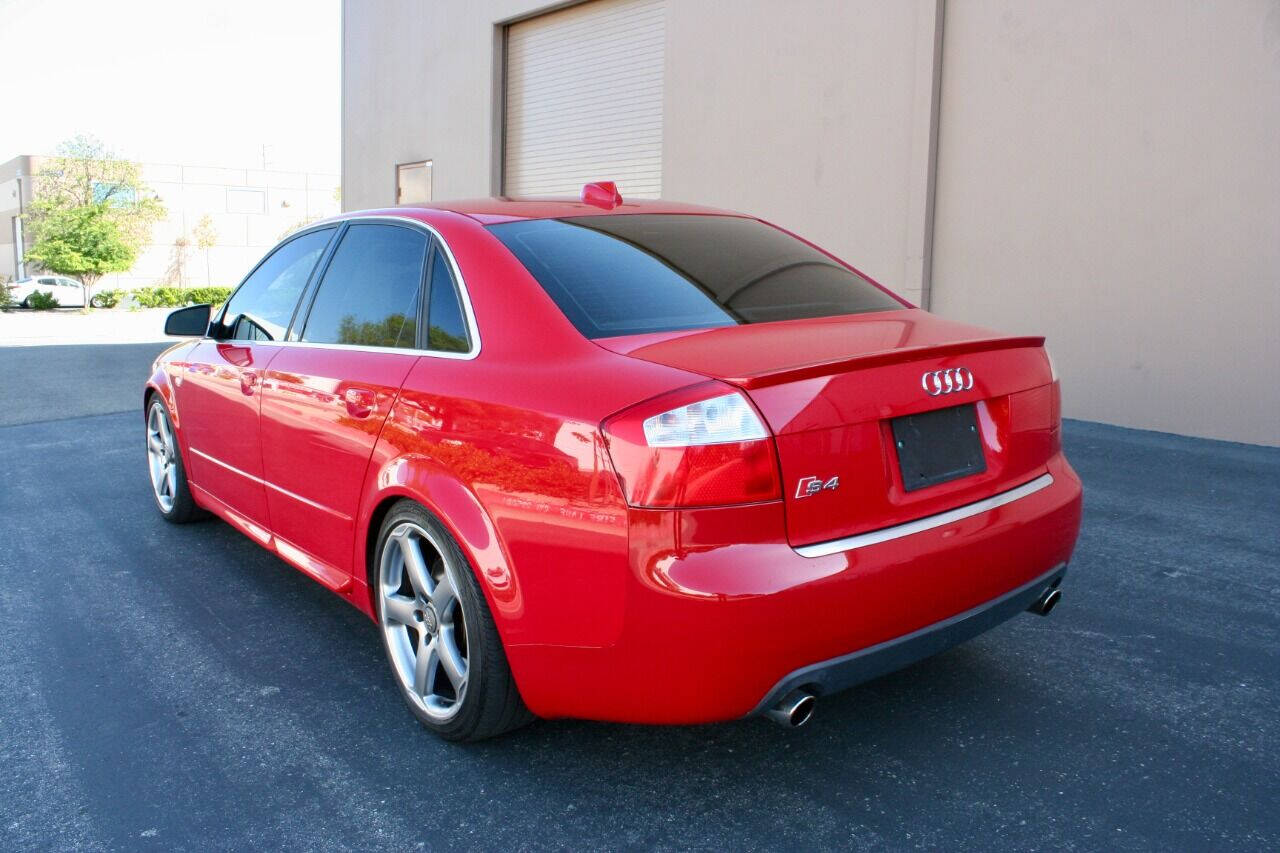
[1,0,340,174]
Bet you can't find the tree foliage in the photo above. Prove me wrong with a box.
[24,135,165,293]
[23,204,136,287]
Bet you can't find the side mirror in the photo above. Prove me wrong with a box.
[165,303,212,337]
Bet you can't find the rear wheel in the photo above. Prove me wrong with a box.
[146,395,202,523]
[375,501,532,741]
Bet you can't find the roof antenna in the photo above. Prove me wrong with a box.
[581,181,623,210]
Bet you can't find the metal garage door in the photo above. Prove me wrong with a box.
[503,0,664,199]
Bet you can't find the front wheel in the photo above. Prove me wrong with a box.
[375,501,532,741]
[146,395,202,523]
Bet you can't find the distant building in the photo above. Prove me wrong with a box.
[0,154,339,288]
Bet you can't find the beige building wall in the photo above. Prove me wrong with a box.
[343,0,937,301]
[343,0,1279,445]
[931,0,1280,446]
[0,156,37,283]
[661,0,941,305]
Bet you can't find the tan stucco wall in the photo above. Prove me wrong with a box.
[930,1,1280,445]
[342,0,937,301]
[661,0,939,303]
[343,0,535,209]
[343,0,1280,445]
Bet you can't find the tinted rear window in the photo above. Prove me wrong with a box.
[487,214,902,339]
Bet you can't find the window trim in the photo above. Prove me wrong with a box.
[209,215,482,361]
[214,223,339,340]
[421,241,473,355]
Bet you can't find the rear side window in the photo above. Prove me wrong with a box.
[487,214,902,338]
[301,223,427,349]
[222,227,335,341]
[425,249,470,353]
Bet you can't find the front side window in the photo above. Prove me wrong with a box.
[221,227,335,341]
[487,214,903,339]
[301,223,427,349]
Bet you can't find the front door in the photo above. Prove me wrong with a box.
[176,226,336,532]
[259,222,429,583]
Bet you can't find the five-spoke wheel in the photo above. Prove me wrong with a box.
[374,501,532,741]
[147,399,179,513]
[379,521,470,721]
[145,396,201,523]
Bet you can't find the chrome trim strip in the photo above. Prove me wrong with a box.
[794,473,1056,558]
[189,447,262,484]
[321,214,482,361]
[265,480,351,522]
[210,213,482,361]
[189,447,350,521]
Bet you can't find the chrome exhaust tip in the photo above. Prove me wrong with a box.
[764,689,817,728]
[1028,587,1061,616]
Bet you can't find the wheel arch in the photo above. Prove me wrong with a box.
[354,456,524,640]
[143,370,184,457]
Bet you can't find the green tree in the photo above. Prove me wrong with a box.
[24,204,136,293]
[24,135,164,300]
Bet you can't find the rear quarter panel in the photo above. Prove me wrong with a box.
[350,211,713,654]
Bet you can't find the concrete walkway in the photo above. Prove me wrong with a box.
[0,308,176,346]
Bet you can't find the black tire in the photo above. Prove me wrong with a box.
[374,500,533,742]
[145,395,204,524]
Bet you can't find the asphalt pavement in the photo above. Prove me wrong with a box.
[1,342,1277,851]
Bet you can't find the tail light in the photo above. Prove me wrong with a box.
[1043,346,1063,453]
[602,382,782,508]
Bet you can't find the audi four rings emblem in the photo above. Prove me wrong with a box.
[921,367,975,396]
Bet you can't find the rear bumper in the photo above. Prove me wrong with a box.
[749,563,1066,717]
[506,453,1083,724]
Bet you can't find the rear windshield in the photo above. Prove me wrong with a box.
[487,214,902,339]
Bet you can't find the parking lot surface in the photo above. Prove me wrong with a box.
[2,342,1277,851]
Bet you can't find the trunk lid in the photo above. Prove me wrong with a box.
[597,309,1060,548]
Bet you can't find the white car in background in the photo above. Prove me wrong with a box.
[10,275,86,308]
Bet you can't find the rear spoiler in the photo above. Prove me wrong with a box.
[729,336,1046,389]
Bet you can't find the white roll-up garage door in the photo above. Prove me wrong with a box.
[503,0,664,199]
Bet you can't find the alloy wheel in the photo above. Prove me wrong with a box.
[147,401,178,513]
[379,521,470,721]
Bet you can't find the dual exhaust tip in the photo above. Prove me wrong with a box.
[764,586,1063,729]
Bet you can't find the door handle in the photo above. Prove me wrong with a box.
[343,387,376,418]
[240,368,259,396]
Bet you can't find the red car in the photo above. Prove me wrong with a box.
[145,183,1082,741]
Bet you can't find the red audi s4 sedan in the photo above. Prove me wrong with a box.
[144,184,1082,741]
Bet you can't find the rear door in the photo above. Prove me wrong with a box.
[258,221,447,584]
[176,226,336,531]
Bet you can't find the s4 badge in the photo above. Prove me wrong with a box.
[795,476,839,499]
